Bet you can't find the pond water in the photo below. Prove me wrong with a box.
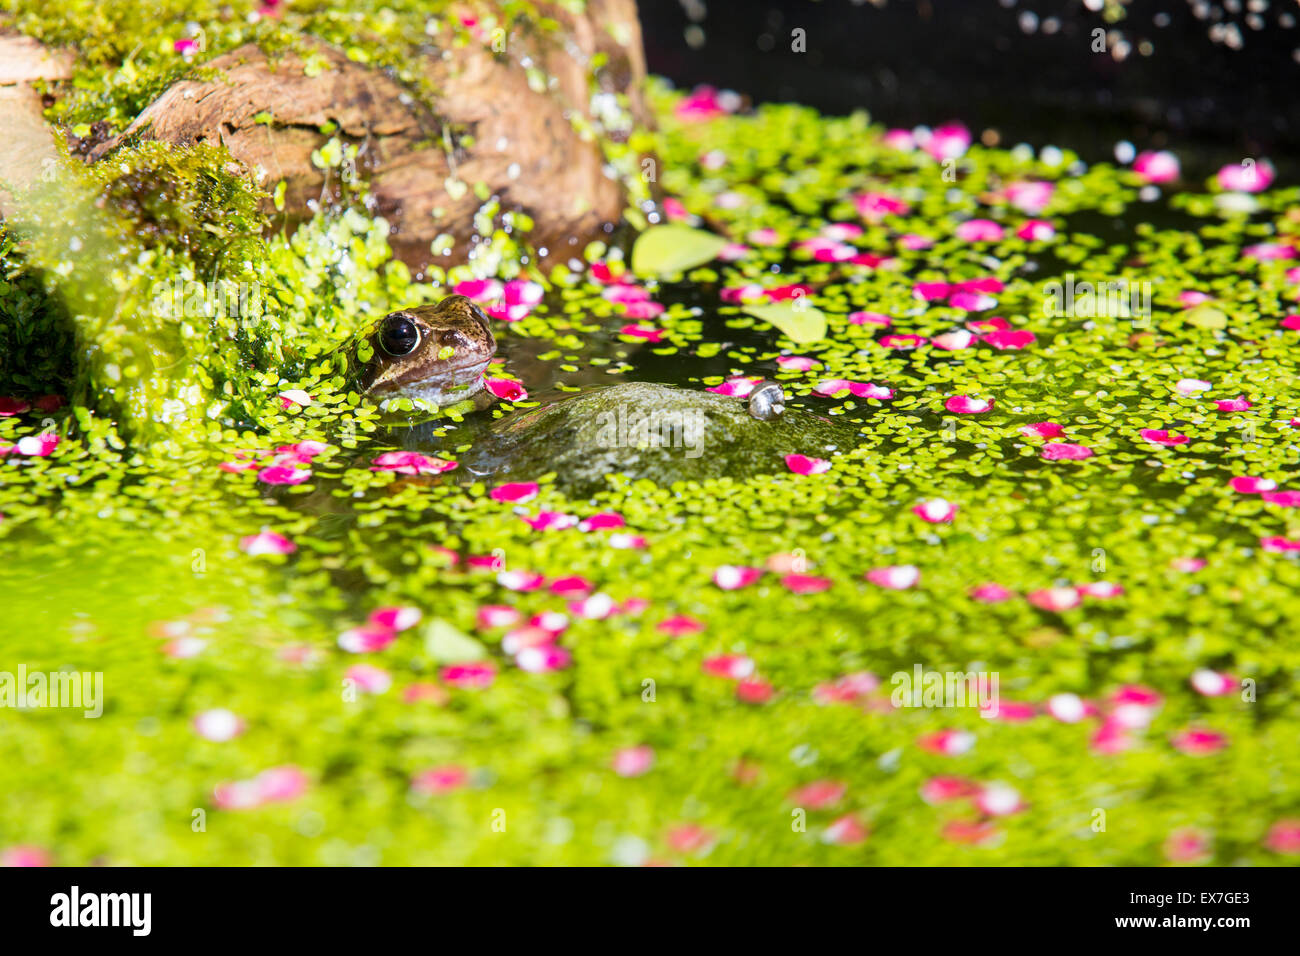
[2,78,1299,866]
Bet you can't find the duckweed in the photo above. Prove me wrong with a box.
[1,38,1299,865]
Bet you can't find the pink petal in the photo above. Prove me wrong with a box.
[657,614,705,636]
[924,123,971,161]
[848,310,892,327]
[345,664,392,693]
[490,481,539,503]
[193,708,245,742]
[1230,475,1278,495]
[1027,587,1081,612]
[865,565,920,590]
[1217,159,1275,192]
[1019,422,1064,439]
[1261,490,1300,507]
[785,454,831,475]
[955,219,1005,242]
[368,606,422,631]
[338,623,398,653]
[974,783,1025,817]
[982,329,1036,350]
[1190,669,1235,697]
[441,661,497,689]
[370,451,457,475]
[412,765,469,795]
[931,329,977,350]
[702,654,755,680]
[454,278,504,302]
[880,334,928,349]
[1172,728,1228,755]
[485,378,528,401]
[713,565,763,590]
[789,780,847,809]
[1140,429,1188,446]
[912,498,958,523]
[1040,442,1093,461]
[578,512,626,531]
[277,389,313,408]
[1133,150,1180,183]
[706,376,763,397]
[612,746,655,777]
[498,570,546,591]
[1213,395,1252,412]
[970,582,1013,603]
[822,814,869,845]
[780,573,832,594]
[549,575,594,597]
[948,291,997,312]
[1016,220,1055,241]
[257,464,311,485]
[476,605,520,630]
[620,324,665,342]
[516,644,572,673]
[521,510,578,531]
[945,395,994,414]
[239,529,296,556]
[736,677,775,703]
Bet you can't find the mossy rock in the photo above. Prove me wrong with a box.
[467,382,859,495]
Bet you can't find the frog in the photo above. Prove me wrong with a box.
[352,294,788,420]
[347,295,858,493]
[351,294,496,408]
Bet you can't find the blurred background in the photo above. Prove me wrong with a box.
[638,0,1300,163]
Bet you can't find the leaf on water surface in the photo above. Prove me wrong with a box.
[630,224,728,276]
[424,619,487,663]
[741,301,828,344]
[1183,303,1228,330]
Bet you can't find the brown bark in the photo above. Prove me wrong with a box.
[0,34,75,215]
[87,4,650,274]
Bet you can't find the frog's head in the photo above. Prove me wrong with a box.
[353,295,496,404]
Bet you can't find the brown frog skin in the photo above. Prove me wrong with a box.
[355,294,496,406]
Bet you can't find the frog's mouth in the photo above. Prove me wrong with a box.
[366,357,491,395]
[367,358,492,406]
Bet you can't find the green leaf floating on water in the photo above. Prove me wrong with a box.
[1184,303,1229,330]
[741,301,828,344]
[424,620,487,663]
[631,224,728,276]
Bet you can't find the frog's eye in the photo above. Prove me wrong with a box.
[379,314,420,356]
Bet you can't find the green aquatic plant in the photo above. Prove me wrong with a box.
[3,65,1300,866]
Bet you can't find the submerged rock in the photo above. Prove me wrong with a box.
[462,382,858,495]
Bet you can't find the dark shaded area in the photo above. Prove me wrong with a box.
[639,0,1300,162]
[0,246,77,399]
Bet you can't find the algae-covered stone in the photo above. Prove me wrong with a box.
[468,382,859,495]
